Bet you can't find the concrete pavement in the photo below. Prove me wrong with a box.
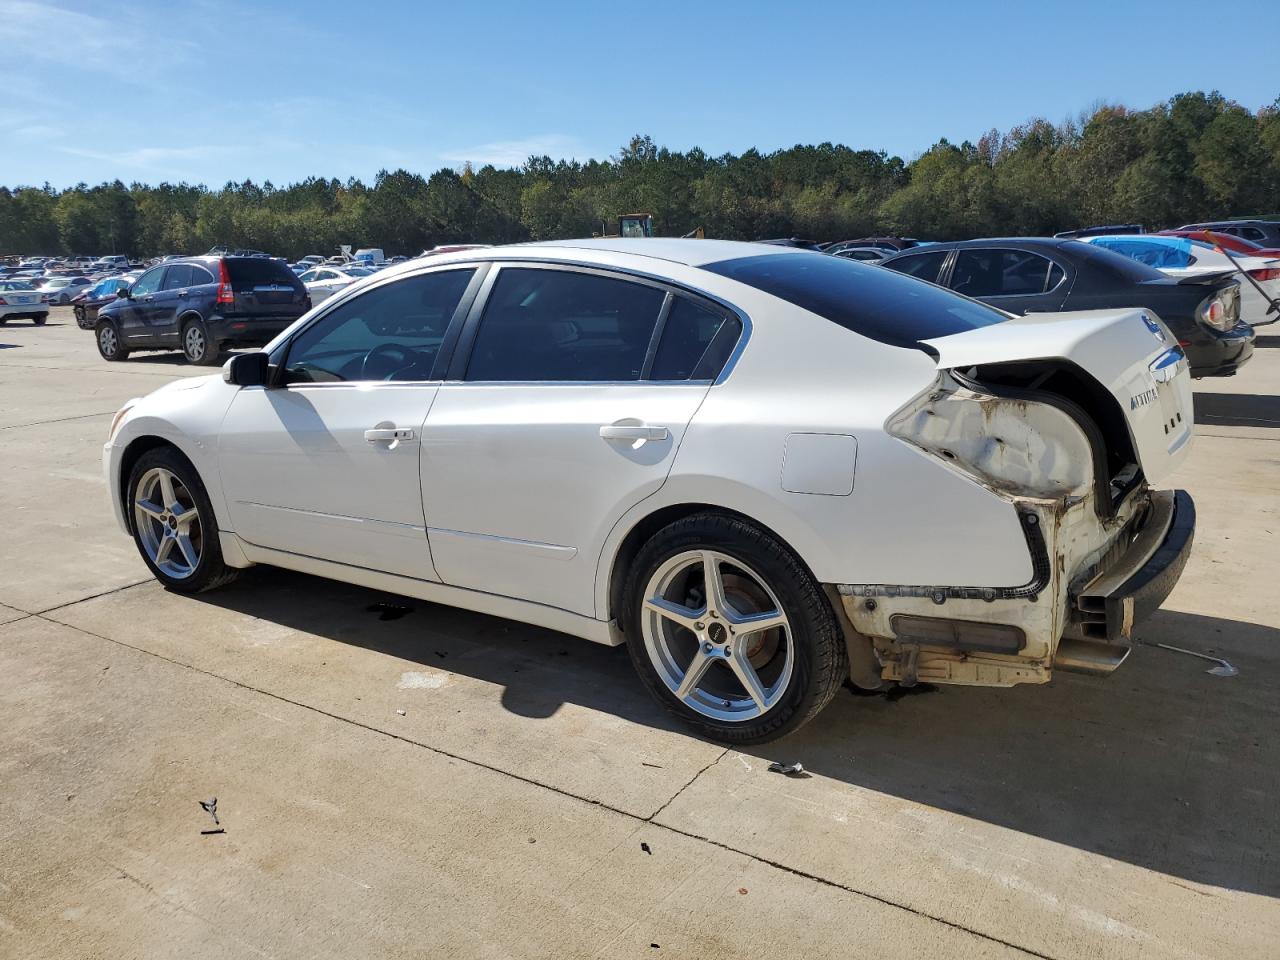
[1,311,1277,958]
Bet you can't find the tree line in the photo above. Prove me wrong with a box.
[3,91,1279,259]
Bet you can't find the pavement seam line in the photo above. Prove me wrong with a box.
[644,747,728,821]
[33,579,153,616]
[38,612,1058,960]
[0,411,115,431]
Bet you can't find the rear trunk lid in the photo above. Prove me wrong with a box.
[223,258,308,318]
[923,308,1193,485]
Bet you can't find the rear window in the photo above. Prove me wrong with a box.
[1067,241,1165,283]
[223,258,300,287]
[701,252,1006,349]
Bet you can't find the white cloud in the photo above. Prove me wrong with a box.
[440,134,583,169]
[59,144,241,171]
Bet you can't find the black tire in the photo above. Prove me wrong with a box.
[126,446,238,594]
[74,305,85,325]
[623,512,847,744]
[33,313,47,325]
[95,320,129,361]
[181,317,220,365]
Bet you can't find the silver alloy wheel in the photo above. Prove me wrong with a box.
[641,550,794,722]
[99,324,118,357]
[133,466,202,579]
[184,324,206,361]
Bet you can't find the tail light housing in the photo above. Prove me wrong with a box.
[0,297,7,305]
[1198,290,1237,331]
[1247,267,1280,282]
[215,259,235,306]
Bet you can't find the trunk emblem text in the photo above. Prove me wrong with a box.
[1130,387,1159,410]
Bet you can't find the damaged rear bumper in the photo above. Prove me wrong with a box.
[1056,489,1195,674]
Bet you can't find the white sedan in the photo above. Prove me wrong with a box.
[298,266,373,304]
[1082,234,1280,325]
[104,239,1197,741]
[0,280,50,324]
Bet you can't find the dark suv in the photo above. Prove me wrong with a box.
[94,256,310,364]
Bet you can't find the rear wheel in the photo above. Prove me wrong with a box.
[624,513,846,743]
[33,313,47,326]
[95,320,129,361]
[182,317,219,365]
[127,447,237,593]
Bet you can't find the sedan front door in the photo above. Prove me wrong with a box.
[421,265,744,618]
[217,267,481,580]
[948,248,1070,314]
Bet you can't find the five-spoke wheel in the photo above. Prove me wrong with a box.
[626,513,846,743]
[127,447,237,593]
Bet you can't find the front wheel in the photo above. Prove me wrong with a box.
[182,318,219,365]
[127,447,238,593]
[624,513,847,744]
[74,305,85,325]
[33,313,47,326]
[95,320,128,361]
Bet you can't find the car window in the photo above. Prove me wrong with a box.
[650,296,741,380]
[951,249,1057,297]
[703,252,1005,350]
[299,270,318,283]
[130,267,165,296]
[283,269,475,384]
[465,268,666,382]
[883,250,948,283]
[161,264,194,290]
[224,258,298,287]
[1241,227,1266,242]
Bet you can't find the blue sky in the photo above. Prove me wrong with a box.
[2,0,1277,189]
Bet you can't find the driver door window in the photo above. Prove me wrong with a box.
[283,269,476,383]
[130,267,164,297]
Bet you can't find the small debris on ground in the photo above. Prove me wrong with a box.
[767,761,811,779]
[738,887,748,895]
[640,842,652,855]
[199,797,219,826]
[396,709,406,716]
[641,761,663,769]
[200,828,225,836]
[366,602,413,621]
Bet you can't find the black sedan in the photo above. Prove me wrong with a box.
[880,238,1254,377]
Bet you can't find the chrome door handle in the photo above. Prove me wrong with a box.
[365,427,414,443]
[599,424,669,442]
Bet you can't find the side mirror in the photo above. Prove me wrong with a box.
[224,351,271,387]
[116,287,132,299]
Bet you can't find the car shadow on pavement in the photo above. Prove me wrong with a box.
[192,569,1280,897]
[1194,393,1280,429]
[1253,335,1280,348]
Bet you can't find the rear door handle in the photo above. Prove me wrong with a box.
[599,424,669,442]
[365,427,414,443]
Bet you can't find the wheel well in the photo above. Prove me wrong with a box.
[178,311,204,331]
[117,437,194,533]
[606,503,814,630]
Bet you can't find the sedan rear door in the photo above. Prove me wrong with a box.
[948,247,1070,314]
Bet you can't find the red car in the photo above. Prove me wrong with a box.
[1156,229,1280,258]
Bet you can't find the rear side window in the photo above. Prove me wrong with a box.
[884,250,947,282]
[161,264,193,290]
[650,297,741,380]
[190,265,215,285]
[702,252,1006,349]
[224,258,300,288]
[1070,242,1165,283]
[950,249,1058,297]
[466,268,665,382]
[284,269,475,383]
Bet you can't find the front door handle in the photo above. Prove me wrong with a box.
[365,427,414,443]
[599,424,669,442]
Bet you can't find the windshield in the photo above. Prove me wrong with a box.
[701,251,1007,350]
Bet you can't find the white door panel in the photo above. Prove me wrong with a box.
[421,383,709,616]
[219,383,438,579]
